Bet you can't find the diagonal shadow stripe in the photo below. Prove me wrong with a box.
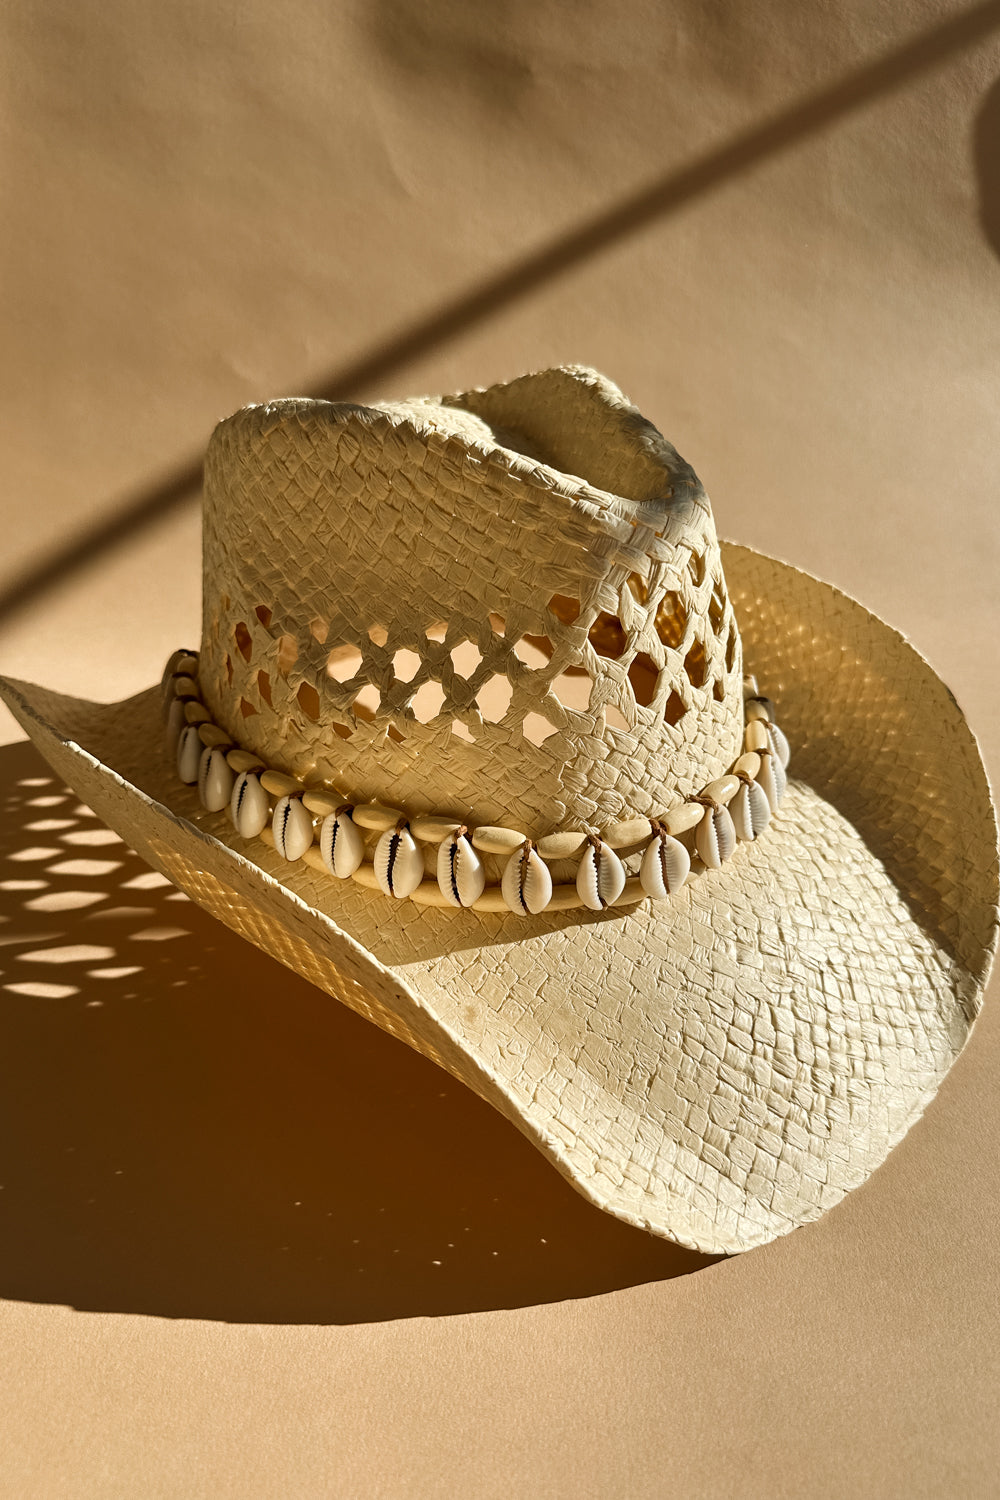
[2,0,999,631]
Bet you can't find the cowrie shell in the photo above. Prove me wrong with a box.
[501,843,553,915]
[165,694,189,750]
[176,724,203,784]
[198,745,234,813]
[374,825,424,899]
[731,778,771,842]
[230,771,270,838]
[766,720,791,769]
[576,839,627,912]
[639,830,690,900]
[320,809,365,879]
[272,795,314,861]
[437,831,486,908]
[695,803,736,870]
[757,749,787,813]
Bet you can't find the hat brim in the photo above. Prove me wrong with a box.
[1,542,996,1254]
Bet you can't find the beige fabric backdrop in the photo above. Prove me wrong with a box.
[1,2,999,1495]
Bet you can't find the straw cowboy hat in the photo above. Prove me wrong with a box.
[2,365,996,1255]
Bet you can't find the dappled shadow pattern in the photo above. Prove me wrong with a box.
[0,739,716,1325]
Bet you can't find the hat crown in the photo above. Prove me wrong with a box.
[198,366,743,832]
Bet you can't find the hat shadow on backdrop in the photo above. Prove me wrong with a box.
[0,739,716,1326]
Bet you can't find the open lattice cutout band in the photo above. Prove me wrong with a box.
[163,649,791,918]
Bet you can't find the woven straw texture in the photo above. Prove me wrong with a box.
[199,367,743,833]
[1,528,995,1252]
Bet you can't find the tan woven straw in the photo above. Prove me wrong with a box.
[2,365,997,1255]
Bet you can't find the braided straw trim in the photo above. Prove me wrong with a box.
[163,649,790,917]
